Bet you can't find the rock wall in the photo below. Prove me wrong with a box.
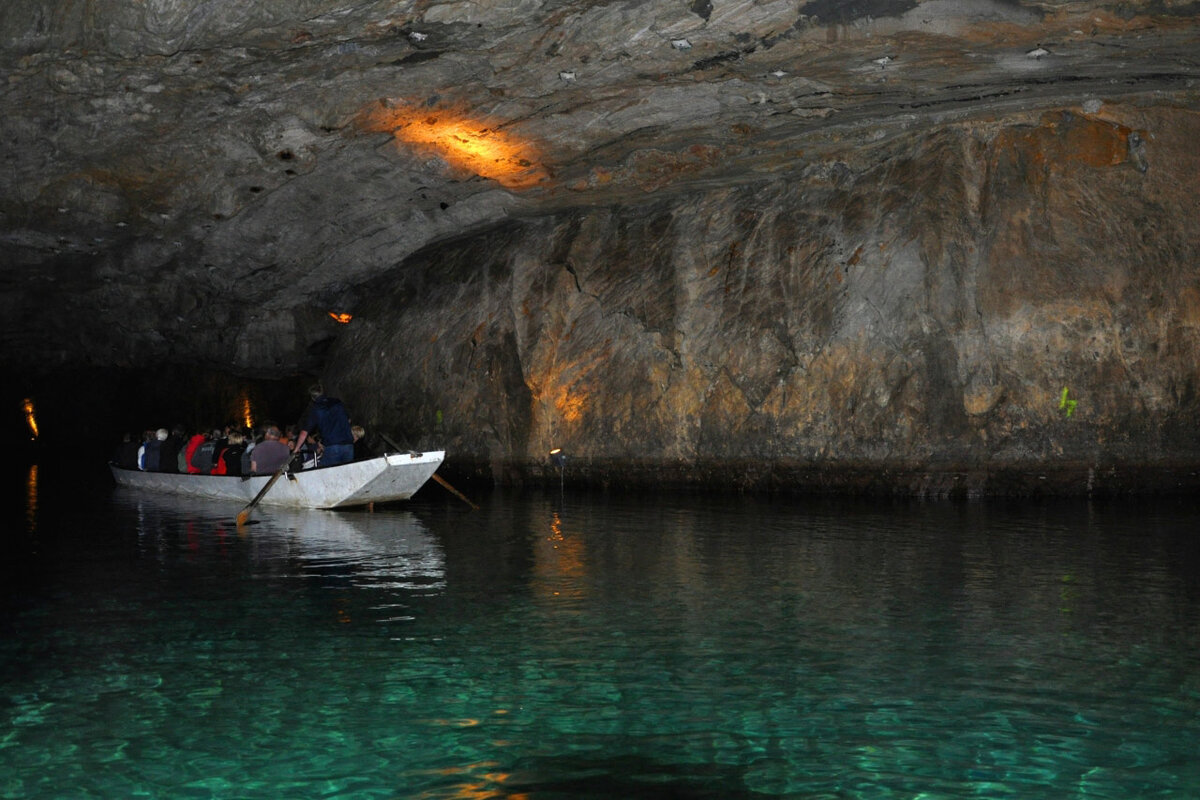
[326,105,1200,495]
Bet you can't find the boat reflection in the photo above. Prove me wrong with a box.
[112,489,445,592]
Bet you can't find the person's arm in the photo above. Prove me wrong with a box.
[293,404,315,453]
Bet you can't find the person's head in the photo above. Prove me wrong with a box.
[156,428,168,441]
[226,431,244,446]
[351,424,364,441]
[309,382,324,400]
[264,426,281,441]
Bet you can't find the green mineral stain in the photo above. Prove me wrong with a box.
[1059,387,1077,418]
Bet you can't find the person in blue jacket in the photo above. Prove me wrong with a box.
[292,383,355,467]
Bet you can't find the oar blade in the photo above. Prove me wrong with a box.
[236,465,288,527]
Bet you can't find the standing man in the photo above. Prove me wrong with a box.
[293,382,355,467]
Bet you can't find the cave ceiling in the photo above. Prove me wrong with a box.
[2,0,1198,376]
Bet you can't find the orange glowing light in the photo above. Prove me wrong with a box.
[328,312,353,324]
[362,102,549,190]
[239,391,254,429]
[22,398,38,439]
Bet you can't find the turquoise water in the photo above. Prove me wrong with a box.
[2,465,1199,798]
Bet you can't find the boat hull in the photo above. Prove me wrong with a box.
[110,451,445,509]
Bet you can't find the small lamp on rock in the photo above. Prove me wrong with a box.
[549,448,567,497]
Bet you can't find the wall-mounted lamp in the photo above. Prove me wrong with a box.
[549,448,567,468]
[549,448,566,497]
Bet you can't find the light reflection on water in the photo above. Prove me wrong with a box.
[24,464,37,534]
[1,469,1198,799]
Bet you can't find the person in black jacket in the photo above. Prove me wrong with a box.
[113,433,141,469]
[213,431,245,476]
[351,425,372,462]
[292,383,354,467]
[159,424,186,473]
[143,428,167,471]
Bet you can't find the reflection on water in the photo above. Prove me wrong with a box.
[1,475,1198,799]
[116,489,446,595]
[24,464,37,534]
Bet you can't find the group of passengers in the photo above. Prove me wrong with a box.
[111,384,368,476]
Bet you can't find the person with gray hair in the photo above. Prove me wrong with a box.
[250,425,291,475]
[143,428,168,472]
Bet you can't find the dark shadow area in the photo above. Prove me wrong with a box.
[7,365,310,461]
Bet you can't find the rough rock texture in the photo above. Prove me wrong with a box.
[328,104,1200,493]
[3,0,1200,490]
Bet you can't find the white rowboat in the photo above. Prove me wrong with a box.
[110,450,445,509]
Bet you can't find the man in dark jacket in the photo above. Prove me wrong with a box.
[113,433,141,469]
[292,383,354,467]
[159,424,185,474]
[143,428,166,471]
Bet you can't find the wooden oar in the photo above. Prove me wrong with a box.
[236,465,287,526]
[430,472,480,510]
[380,433,479,510]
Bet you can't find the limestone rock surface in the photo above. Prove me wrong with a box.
[326,105,1200,492]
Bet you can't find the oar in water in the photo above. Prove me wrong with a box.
[380,433,479,510]
[430,472,480,510]
[236,465,288,526]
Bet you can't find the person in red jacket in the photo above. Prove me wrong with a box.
[183,431,206,474]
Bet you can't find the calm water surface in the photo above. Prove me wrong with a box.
[2,464,1199,799]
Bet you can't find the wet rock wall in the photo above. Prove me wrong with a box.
[327,105,1200,494]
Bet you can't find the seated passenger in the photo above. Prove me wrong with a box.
[190,429,222,473]
[296,433,319,469]
[160,425,185,474]
[144,428,168,472]
[250,425,291,475]
[212,431,245,476]
[113,433,140,469]
[137,430,154,471]
[241,426,261,475]
[351,425,372,462]
[184,431,206,473]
